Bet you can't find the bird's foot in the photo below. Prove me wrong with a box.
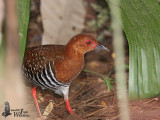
[32,87,43,120]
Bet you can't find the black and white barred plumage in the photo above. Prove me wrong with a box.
[23,45,70,96]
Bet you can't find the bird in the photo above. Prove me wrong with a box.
[22,33,109,120]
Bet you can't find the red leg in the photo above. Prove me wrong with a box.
[32,87,43,120]
[65,99,74,114]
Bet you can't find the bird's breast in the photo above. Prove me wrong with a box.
[54,58,84,83]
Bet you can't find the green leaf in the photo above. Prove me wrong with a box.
[121,0,160,99]
[0,35,5,76]
[107,0,160,99]
[17,0,30,62]
[83,69,113,92]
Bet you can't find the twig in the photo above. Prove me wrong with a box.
[81,92,115,104]
[85,104,118,117]
[144,97,159,104]
[110,115,120,120]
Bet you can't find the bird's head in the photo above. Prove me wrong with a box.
[66,33,109,55]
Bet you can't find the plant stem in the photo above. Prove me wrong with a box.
[108,0,130,119]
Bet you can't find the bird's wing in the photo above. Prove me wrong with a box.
[23,45,65,88]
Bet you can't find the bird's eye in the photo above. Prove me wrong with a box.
[85,40,92,45]
[87,41,92,44]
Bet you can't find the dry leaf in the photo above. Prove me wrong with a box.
[87,61,100,68]
[111,52,115,59]
[101,100,107,106]
[98,78,104,83]
[38,92,44,102]
[42,101,54,119]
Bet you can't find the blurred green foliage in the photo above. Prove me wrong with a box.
[17,0,30,62]
[106,0,160,99]
[0,0,30,74]
[88,3,109,30]
[0,35,5,76]
[87,3,110,42]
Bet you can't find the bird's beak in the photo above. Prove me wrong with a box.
[95,44,110,52]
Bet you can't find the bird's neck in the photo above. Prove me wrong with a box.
[64,45,85,59]
[54,47,85,83]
